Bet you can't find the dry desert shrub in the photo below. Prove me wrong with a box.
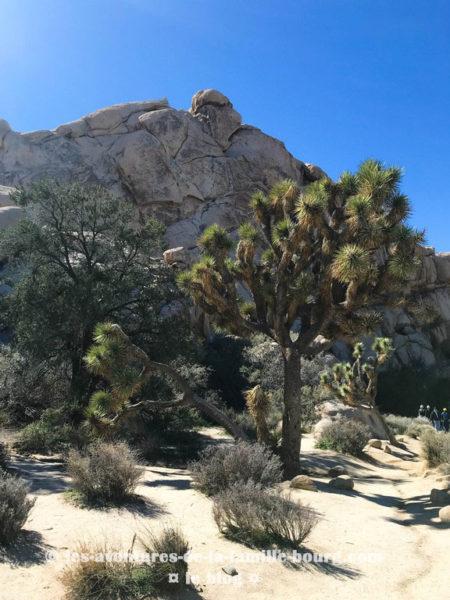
[62,527,190,600]
[67,441,143,503]
[213,481,318,548]
[189,441,283,496]
[316,419,371,456]
[0,442,9,471]
[421,429,450,469]
[0,472,35,546]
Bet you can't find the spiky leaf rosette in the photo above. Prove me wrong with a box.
[84,322,150,432]
[321,337,394,408]
[179,160,422,353]
[331,244,371,283]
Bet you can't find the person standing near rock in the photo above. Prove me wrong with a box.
[418,404,426,418]
[430,407,441,431]
[441,408,449,432]
[425,405,432,420]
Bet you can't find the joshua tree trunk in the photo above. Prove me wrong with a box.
[280,348,302,477]
[363,405,398,445]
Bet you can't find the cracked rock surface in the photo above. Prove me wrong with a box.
[0,89,318,250]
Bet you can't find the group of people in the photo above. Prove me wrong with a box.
[418,404,449,432]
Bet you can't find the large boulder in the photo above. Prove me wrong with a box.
[314,400,391,441]
[438,505,450,523]
[290,475,317,491]
[328,475,354,490]
[0,206,23,229]
[1,90,450,368]
[0,185,15,207]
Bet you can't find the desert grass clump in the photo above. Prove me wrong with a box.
[61,540,150,600]
[14,417,88,455]
[0,472,35,546]
[138,525,190,587]
[189,441,283,496]
[62,527,190,600]
[316,419,371,456]
[384,414,414,436]
[213,481,317,548]
[405,418,433,440]
[421,429,450,469]
[0,442,9,471]
[67,441,142,504]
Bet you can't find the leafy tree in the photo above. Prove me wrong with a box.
[320,337,396,442]
[0,348,68,424]
[83,322,247,440]
[178,160,422,475]
[0,181,182,413]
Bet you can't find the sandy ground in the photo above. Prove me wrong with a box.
[0,427,448,600]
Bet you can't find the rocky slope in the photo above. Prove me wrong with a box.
[0,89,323,249]
[0,89,449,368]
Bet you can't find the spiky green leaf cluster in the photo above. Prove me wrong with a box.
[321,337,394,407]
[83,322,148,432]
[178,160,422,351]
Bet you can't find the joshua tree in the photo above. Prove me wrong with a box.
[178,160,422,475]
[84,322,247,440]
[244,385,273,446]
[320,337,396,443]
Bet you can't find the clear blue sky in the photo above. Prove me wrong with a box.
[1,0,449,250]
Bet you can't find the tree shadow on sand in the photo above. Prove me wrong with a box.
[300,453,394,478]
[64,489,167,518]
[0,530,53,567]
[385,493,450,530]
[282,547,362,579]
[9,456,69,495]
[313,477,404,503]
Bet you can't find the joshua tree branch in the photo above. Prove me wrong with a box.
[106,325,248,441]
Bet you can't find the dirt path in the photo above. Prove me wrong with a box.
[0,431,448,600]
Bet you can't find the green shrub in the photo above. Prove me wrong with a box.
[62,527,190,600]
[213,481,317,548]
[405,418,433,439]
[316,419,371,456]
[67,441,143,503]
[0,349,69,426]
[0,442,9,470]
[0,472,35,546]
[189,441,283,496]
[13,408,90,455]
[421,429,450,468]
[384,414,414,436]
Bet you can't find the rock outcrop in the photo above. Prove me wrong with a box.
[1,89,450,368]
[0,90,319,251]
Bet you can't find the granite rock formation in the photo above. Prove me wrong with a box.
[0,89,449,368]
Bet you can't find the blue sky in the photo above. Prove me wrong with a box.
[1,0,449,250]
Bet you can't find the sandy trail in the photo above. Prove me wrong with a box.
[0,429,448,600]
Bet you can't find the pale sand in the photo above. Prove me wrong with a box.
[0,429,448,600]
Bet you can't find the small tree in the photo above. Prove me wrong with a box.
[320,337,396,442]
[0,181,181,412]
[178,161,422,475]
